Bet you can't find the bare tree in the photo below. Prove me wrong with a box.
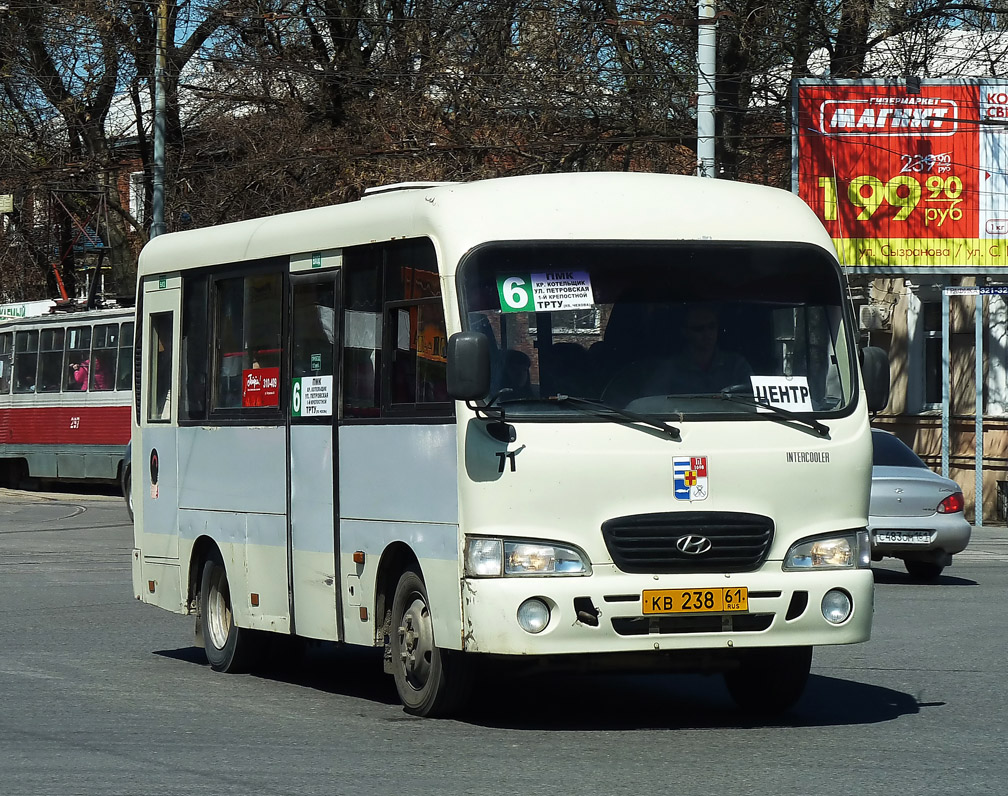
[0,0,239,300]
[2,0,1007,305]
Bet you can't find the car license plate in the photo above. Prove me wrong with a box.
[642,587,748,615]
[874,530,933,544]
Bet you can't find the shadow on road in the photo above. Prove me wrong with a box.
[155,643,399,706]
[460,671,923,731]
[155,643,921,730]
[872,566,977,587]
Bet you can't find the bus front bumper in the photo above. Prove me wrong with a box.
[460,564,873,656]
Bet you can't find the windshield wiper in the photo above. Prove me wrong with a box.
[696,389,830,437]
[544,394,681,441]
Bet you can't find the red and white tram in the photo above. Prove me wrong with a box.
[0,306,133,485]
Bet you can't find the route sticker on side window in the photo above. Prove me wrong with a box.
[497,272,594,313]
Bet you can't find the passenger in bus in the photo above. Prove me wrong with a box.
[667,305,752,393]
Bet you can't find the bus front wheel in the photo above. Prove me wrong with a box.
[198,555,259,673]
[723,646,812,714]
[389,568,471,717]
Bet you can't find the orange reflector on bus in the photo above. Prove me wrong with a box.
[353,551,365,565]
[148,580,156,593]
[250,593,260,607]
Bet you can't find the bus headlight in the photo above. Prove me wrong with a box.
[465,538,504,576]
[783,531,871,571]
[464,537,591,577]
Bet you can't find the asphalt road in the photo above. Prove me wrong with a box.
[1,486,1006,796]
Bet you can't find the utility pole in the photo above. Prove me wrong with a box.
[696,0,716,178]
[151,0,169,238]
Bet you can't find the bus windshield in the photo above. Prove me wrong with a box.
[458,241,855,417]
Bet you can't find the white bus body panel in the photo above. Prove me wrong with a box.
[175,425,290,633]
[338,423,460,648]
[289,424,338,641]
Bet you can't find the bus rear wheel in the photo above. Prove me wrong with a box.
[390,568,471,717]
[723,646,812,714]
[199,555,259,673]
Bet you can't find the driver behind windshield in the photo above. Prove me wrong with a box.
[670,304,753,393]
[625,304,752,399]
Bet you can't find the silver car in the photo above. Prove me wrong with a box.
[868,429,971,580]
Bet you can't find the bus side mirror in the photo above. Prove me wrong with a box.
[860,346,890,412]
[447,331,491,401]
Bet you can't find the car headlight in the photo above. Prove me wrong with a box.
[784,531,871,571]
[464,537,591,577]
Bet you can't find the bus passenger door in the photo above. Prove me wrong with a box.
[288,272,341,642]
[138,277,181,561]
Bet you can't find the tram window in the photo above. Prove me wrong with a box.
[13,330,39,393]
[63,326,92,391]
[148,312,173,422]
[89,323,118,391]
[117,322,134,390]
[0,332,12,394]
[38,328,65,393]
[212,271,283,411]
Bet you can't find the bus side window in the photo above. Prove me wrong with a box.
[13,330,39,393]
[384,239,450,413]
[215,277,245,409]
[0,332,13,394]
[181,276,208,420]
[148,313,173,422]
[291,281,336,380]
[211,270,283,412]
[343,250,382,417]
[387,300,449,407]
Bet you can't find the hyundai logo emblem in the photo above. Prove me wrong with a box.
[675,535,712,555]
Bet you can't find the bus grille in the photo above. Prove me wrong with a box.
[611,613,774,635]
[600,512,774,574]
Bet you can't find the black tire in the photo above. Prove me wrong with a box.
[904,560,945,581]
[198,555,259,673]
[389,568,471,717]
[724,646,813,714]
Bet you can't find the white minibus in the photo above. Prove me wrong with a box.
[131,172,888,716]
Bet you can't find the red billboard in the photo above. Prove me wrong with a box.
[794,79,1008,268]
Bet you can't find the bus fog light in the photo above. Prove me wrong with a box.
[821,589,852,624]
[517,598,550,633]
